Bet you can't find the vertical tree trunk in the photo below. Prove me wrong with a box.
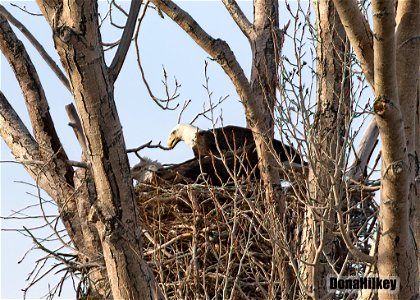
[301,0,351,297]
[395,3,420,295]
[373,0,419,298]
[415,67,420,285]
[35,1,161,298]
[247,1,298,298]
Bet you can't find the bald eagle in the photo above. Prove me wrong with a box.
[167,123,305,166]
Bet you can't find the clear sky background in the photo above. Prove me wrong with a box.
[0,0,375,299]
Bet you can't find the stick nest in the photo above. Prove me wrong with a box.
[136,180,375,299]
[136,181,291,299]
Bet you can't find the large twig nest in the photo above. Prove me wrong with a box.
[135,178,375,299]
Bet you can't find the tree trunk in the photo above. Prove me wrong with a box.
[35,1,162,298]
[247,2,299,298]
[395,3,420,295]
[301,0,351,298]
[373,0,419,298]
[415,66,420,289]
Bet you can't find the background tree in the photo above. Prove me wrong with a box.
[0,0,419,299]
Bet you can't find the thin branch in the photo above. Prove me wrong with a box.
[127,140,171,158]
[221,0,255,40]
[133,4,180,110]
[65,103,87,155]
[177,99,191,124]
[189,60,230,125]
[336,210,376,264]
[109,0,142,82]
[0,4,70,91]
[332,0,374,88]
[111,0,129,17]
[148,0,253,104]
[9,3,43,16]
[347,118,379,180]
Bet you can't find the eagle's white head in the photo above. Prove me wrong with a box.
[167,123,199,149]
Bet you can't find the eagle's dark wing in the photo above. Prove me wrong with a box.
[155,146,260,186]
[193,125,306,168]
[195,126,255,157]
[272,139,306,166]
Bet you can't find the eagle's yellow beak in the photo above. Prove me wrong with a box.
[167,135,180,149]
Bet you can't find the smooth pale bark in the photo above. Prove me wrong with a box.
[301,1,351,298]
[222,0,255,40]
[35,1,161,298]
[373,0,418,298]
[395,2,420,284]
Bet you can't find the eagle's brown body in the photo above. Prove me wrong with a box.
[193,125,305,166]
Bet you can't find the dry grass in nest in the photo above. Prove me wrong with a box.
[136,181,287,299]
[135,180,376,299]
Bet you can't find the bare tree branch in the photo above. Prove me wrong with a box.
[127,140,171,154]
[65,103,87,155]
[222,0,255,40]
[332,0,374,87]
[0,7,86,160]
[0,4,70,91]
[148,0,253,103]
[0,14,74,187]
[108,0,142,82]
[336,210,376,264]
[9,3,44,16]
[332,1,379,182]
[0,91,40,167]
[133,5,180,110]
[0,91,85,251]
[348,119,379,180]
